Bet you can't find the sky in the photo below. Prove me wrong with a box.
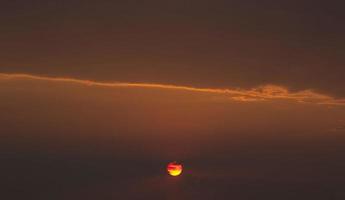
[1,1,345,199]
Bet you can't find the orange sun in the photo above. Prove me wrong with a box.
[167,162,183,176]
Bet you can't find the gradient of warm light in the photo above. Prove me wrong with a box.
[167,162,183,176]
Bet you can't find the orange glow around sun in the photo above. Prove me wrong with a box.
[167,162,183,176]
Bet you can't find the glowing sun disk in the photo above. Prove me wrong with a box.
[167,162,183,176]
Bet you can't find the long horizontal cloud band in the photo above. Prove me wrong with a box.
[1,73,344,106]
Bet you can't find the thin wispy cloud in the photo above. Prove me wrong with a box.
[1,73,344,106]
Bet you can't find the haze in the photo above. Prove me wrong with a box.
[1,1,345,199]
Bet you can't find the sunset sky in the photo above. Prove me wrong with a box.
[1,1,345,199]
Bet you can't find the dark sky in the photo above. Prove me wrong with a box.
[1,1,345,200]
[1,0,345,96]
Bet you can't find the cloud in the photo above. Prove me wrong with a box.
[1,72,344,106]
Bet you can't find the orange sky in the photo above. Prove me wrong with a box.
[1,72,344,158]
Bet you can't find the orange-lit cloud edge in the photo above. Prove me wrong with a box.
[1,73,344,106]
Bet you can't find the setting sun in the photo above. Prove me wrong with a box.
[167,162,183,176]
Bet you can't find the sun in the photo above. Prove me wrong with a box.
[167,162,183,176]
